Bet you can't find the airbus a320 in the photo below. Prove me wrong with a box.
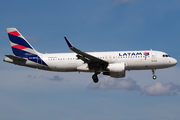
[4,28,177,83]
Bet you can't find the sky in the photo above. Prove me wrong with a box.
[0,0,180,120]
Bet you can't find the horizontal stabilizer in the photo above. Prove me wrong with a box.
[5,55,27,61]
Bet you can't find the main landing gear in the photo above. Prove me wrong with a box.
[152,69,157,80]
[92,73,100,83]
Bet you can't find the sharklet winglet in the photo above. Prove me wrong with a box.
[64,37,73,48]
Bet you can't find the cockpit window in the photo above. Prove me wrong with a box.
[163,54,170,57]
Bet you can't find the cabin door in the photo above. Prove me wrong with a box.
[151,52,157,62]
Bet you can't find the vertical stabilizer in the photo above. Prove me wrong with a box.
[7,28,38,57]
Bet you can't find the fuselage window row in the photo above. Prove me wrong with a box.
[48,55,151,61]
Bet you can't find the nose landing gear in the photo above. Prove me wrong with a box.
[152,69,157,80]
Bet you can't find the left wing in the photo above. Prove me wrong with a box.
[64,37,109,70]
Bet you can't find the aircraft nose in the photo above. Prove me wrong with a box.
[171,58,178,66]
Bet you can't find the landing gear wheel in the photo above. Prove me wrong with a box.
[152,69,157,80]
[92,74,99,83]
[152,75,157,80]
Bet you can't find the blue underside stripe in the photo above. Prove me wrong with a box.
[8,34,32,49]
[27,55,48,66]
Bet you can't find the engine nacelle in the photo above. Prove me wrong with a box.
[104,63,126,78]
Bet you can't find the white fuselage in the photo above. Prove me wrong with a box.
[4,50,177,80]
[6,50,175,72]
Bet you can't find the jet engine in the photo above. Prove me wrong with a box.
[103,63,126,78]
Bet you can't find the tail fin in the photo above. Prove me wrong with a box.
[7,28,38,57]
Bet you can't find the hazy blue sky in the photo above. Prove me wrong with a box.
[1,0,180,120]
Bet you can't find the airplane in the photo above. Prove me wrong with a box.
[4,28,177,83]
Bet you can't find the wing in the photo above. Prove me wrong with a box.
[64,37,109,70]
